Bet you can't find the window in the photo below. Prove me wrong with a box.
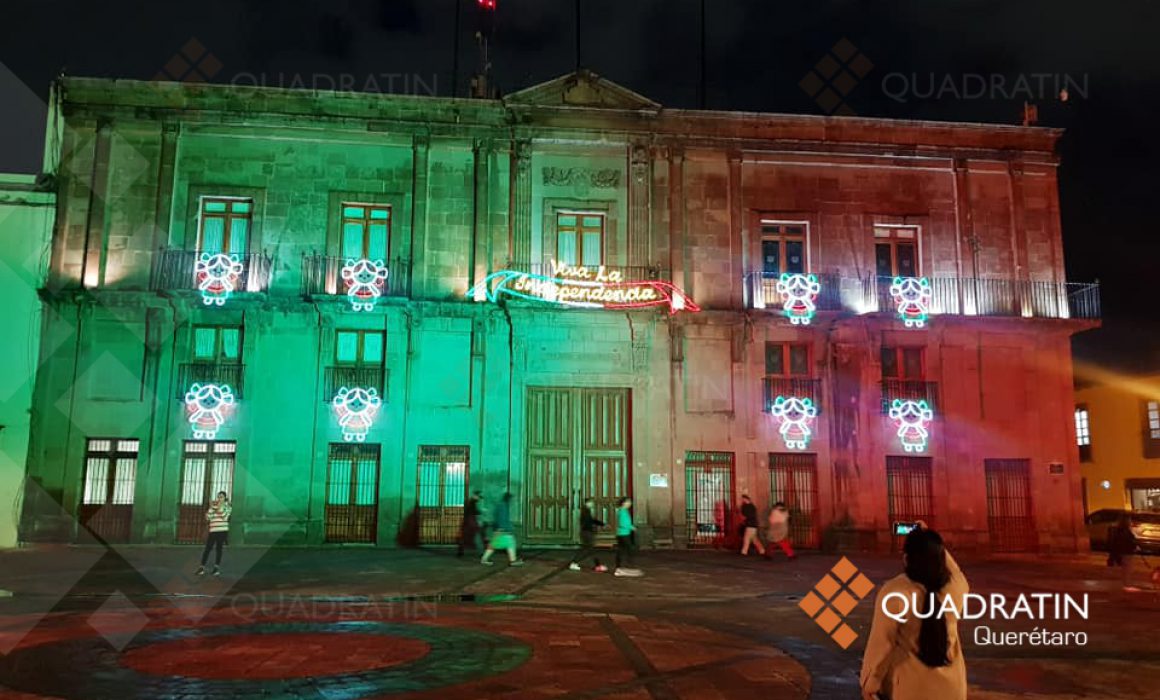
[874,226,919,278]
[1075,405,1092,462]
[766,343,811,377]
[193,326,242,363]
[881,346,925,380]
[82,438,139,506]
[556,212,604,267]
[760,222,807,275]
[1144,400,1160,458]
[198,197,252,255]
[336,330,384,366]
[341,203,390,261]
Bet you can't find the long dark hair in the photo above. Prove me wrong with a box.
[903,528,952,668]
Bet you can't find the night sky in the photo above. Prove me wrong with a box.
[2,0,1156,371]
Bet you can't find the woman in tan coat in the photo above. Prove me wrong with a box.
[860,525,969,700]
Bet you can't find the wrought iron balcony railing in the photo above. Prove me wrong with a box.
[880,379,939,414]
[861,275,1100,320]
[762,377,823,412]
[151,250,272,296]
[745,270,1099,321]
[323,365,387,403]
[177,362,245,399]
[302,255,409,301]
[746,272,844,314]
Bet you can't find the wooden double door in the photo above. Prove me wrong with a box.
[525,387,631,544]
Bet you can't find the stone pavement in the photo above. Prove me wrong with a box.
[0,545,1157,699]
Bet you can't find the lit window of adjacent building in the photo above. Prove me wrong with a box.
[881,346,925,381]
[766,342,811,378]
[1145,400,1160,459]
[198,197,252,255]
[81,438,139,506]
[193,326,242,363]
[1074,405,1092,462]
[336,330,384,367]
[874,226,919,278]
[760,221,807,275]
[556,212,604,267]
[341,203,390,261]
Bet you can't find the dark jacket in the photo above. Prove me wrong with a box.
[1108,522,1137,557]
[741,502,759,528]
[463,498,480,527]
[581,506,605,533]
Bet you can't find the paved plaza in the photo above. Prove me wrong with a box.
[0,546,1157,699]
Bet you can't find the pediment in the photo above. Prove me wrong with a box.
[505,70,661,112]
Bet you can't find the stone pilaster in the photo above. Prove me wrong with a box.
[512,139,532,265]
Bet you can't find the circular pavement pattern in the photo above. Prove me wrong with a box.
[0,621,531,699]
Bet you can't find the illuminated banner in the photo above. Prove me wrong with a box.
[467,260,700,314]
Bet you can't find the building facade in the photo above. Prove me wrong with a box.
[1075,374,1160,514]
[0,174,54,548]
[19,71,1100,552]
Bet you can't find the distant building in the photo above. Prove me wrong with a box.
[1074,373,1160,513]
[0,174,54,547]
[19,71,1100,552]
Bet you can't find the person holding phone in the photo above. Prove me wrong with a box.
[860,522,969,700]
[197,491,231,577]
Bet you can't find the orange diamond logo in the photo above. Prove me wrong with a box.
[799,557,875,648]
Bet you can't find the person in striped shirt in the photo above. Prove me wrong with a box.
[197,491,231,577]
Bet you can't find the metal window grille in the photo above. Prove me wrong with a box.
[684,451,735,546]
[886,456,934,549]
[984,458,1037,552]
[324,443,381,544]
[79,438,139,543]
[176,441,236,544]
[769,452,820,548]
[417,445,470,545]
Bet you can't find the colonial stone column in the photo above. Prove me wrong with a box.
[409,130,430,298]
[628,141,651,269]
[512,139,532,265]
[472,138,493,289]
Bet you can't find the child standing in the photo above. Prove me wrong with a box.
[614,497,643,577]
[197,491,231,577]
[570,498,607,572]
[481,492,524,567]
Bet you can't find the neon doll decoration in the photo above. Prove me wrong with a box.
[341,258,389,312]
[889,399,933,452]
[195,252,245,306]
[184,383,235,440]
[332,386,382,442]
[889,276,933,328]
[770,395,819,450]
[775,273,821,325]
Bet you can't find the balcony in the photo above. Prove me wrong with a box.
[860,276,1101,320]
[302,255,409,303]
[177,362,245,399]
[746,273,844,315]
[745,271,1100,321]
[762,377,823,412]
[880,379,939,413]
[151,250,272,298]
[323,365,387,403]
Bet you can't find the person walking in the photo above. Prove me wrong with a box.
[197,491,231,577]
[570,498,607,572]
[614,496,643,577]
[1107,512,1140,592]
[860,524,969,700]
[767,501,796,560]
[481,492,524,567]
[457,491,484,557]
[739,495,766,556]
